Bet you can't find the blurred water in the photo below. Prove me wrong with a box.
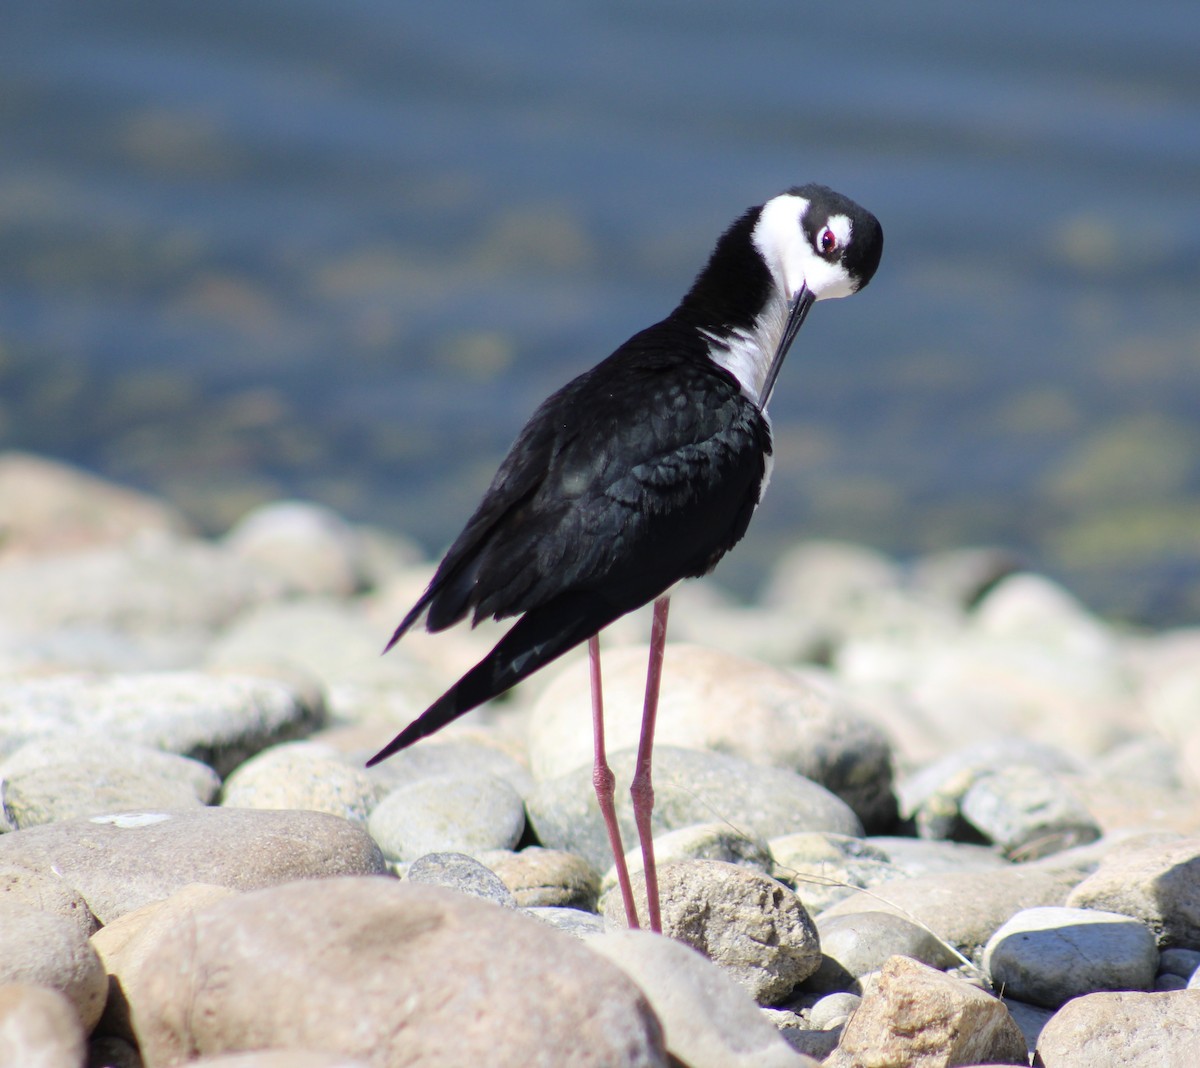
[1,1,1198,622]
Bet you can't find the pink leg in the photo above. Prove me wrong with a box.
[630,595,670,934]
[590,633,640,929]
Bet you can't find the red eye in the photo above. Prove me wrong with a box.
[820,228,837,254]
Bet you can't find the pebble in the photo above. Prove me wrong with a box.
[405,851,517,907]
[130,877,667,1067]
[1159,947,1200,981]
[529,643,896,830]
[527,744,862,875]
[0,671,325,777]
[586,929,817,1068]
[1033,989,1200,1067]
[0,982,87,1068]
[0,808,387,922]
[603,860,821,1005]
[807,911,961,993]
[864,834,1008,877]
[480,847,600,910]
[1065,836,1200,946]
[219,743,381,825]
[807,991,862,1030]
[0,906,108,1032]
[368,772,526,861]
[983,906,1159,1007]
[826,956,1027,1068]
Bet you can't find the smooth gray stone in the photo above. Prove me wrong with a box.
[807,911,960,993]
[807,991,862,1030]
[406,851,517,908]
[960,765,1100,859]
[1160,947,1200,981]
[528,745,862,874]
[368,772,526,862]
[0,983,87,1068]
[983,905,1159,1008]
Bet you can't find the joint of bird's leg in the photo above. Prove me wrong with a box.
[629,772,654,814]
[593,760,616,799]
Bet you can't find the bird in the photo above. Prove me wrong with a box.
[367,184,883,932]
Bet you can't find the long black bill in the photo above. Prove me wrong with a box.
[759,284,815,409]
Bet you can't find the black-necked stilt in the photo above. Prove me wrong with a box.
[367,184,883,932]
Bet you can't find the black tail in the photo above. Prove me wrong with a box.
[366,592,620,767]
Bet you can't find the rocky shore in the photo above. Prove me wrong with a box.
[1,449,1198,1068]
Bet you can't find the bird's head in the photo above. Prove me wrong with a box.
[752,183,884,305]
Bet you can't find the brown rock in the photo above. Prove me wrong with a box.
[1066,836,1200,946]
[480,847,601,910]
[91,883,237,1042]
[0,982,87,1068]
[1033,989,1200,1067]
[131,877,666,1067]
[0,808,387,923]
[827,956,1027,1068]
[604,860,821,1004]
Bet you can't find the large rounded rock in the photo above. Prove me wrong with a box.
[586,929,818,1068]
[220,743,380,826]
[0,906,108,1032]
[1033,989,1200,1067]
[528,644,895,829]
[0,808,387,923]
[808,911,960,993]
[604,860,821,1005]
[222,500,368,598]
[983,906,1159,1008]
[91,883,238,1042]
[0,450,191,558]
[1066,836,1200,946]
[527,745,861,875]
[130,877,667,1068]
[368,773,526,861]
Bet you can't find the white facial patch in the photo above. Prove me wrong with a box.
[752,195,858,302]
